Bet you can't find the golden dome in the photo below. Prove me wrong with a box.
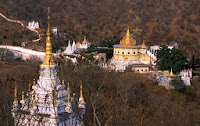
[120,25,136,47]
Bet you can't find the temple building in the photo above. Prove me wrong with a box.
[77,36,91,50]
[63,36,91,55]
[12,13,85,126]
[109,25,153,72]
[27,21,39,30]
[157,68,191,90]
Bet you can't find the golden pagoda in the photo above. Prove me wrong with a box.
[112,24,153,72]
[120,25,136,47]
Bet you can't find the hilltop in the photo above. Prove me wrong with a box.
[0,0,200,59]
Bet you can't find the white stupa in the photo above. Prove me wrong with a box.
[63,41,74,55]
[12,14,85,126]
[28,21,39,29]
[72,41,77,53]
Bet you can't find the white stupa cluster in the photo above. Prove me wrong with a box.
[63,36,91,55]
[63,41,77,55]
[12,15,86,126]
[27,21,40,30]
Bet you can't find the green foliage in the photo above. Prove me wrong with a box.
[196,58,200,65]
[170,76,185,92]
[86,55,94,60]
[185,86,196,99]
[52,43,61,53]
[12,41,17,46]
[3,35,7,39]
[99,40,120,47]
[170,76,196,99]
[156,45,186,73]
[86,45,96,53]
[21,30,30,35]
[13,31,22,39]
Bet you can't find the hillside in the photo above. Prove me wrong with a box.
[0,0,200,58]
[1,57,200,125]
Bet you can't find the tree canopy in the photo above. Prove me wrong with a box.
[156,45,186,73]
[99,40,120,48]
[86,45,97,53]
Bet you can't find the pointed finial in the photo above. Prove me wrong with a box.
[51,84,54,96]
[184,67,186,72]
[33,91,36,105]
[169,68,174,77]
[80,81,83,99]
[120,24,136,46]
[28,81,31,92]
[141,41,146,47]
[53,92,56,107]
[126,24,130,37]
[14,85,17,102]
[127,24,129,29]
[62,80,65,85]
[33,79,36,86]
[22,91,25,101]
[83,36,87,44]
[67,83,70,103]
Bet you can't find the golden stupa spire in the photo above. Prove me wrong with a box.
[141,41,146,47]
[169,68,174,77]
[14,85,17,102]
[120,24,136,47]
[43,8,55,65]
[67,83,70,103]
[33,91,36,105]
[80,81,83,99]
